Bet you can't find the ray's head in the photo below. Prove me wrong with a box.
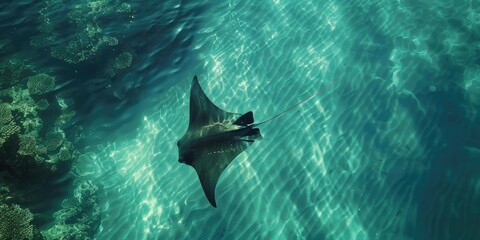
[177,138,193,165]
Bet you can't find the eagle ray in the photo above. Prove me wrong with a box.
[177,75,330,207]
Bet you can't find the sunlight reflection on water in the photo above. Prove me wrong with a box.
[80,0,480,239]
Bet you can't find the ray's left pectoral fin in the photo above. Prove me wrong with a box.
[194,165,221,208]
[188,76,238,130]
[190,141,250,207]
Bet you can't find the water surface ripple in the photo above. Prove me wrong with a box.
[75,0,480,239]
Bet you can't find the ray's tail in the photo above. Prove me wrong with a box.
[249,80,335,127]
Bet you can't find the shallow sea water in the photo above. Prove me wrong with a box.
[82,0,480,239]
[2,0,480,239]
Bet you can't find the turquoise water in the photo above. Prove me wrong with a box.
[1,0,480,239]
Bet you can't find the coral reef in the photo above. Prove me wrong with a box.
[0,1,137,238]
[41,181,100,240]
[32,0,133,64]
[55,110,76,127]
[27,74,56,95]
[45,131,65,151]
[0,55,97,239]
[0,103,20,147]
[0,103,13,124]
[114,52,133,69]
[18,134,47,157]
[104,36,119,46]
[0,59,34,89]
[0,183,11,203]
[0,204,34,240]
[106,51,135,77]
[58,148,72,161]
[0,39,10,50]
[36,99,50,111]
[50,37,101,64]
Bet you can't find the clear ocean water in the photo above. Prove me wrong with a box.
[1,0,480,239]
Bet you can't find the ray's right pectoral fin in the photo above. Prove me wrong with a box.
[190,141,249,207]
[239,128,263,142]
[195,167,221,208]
